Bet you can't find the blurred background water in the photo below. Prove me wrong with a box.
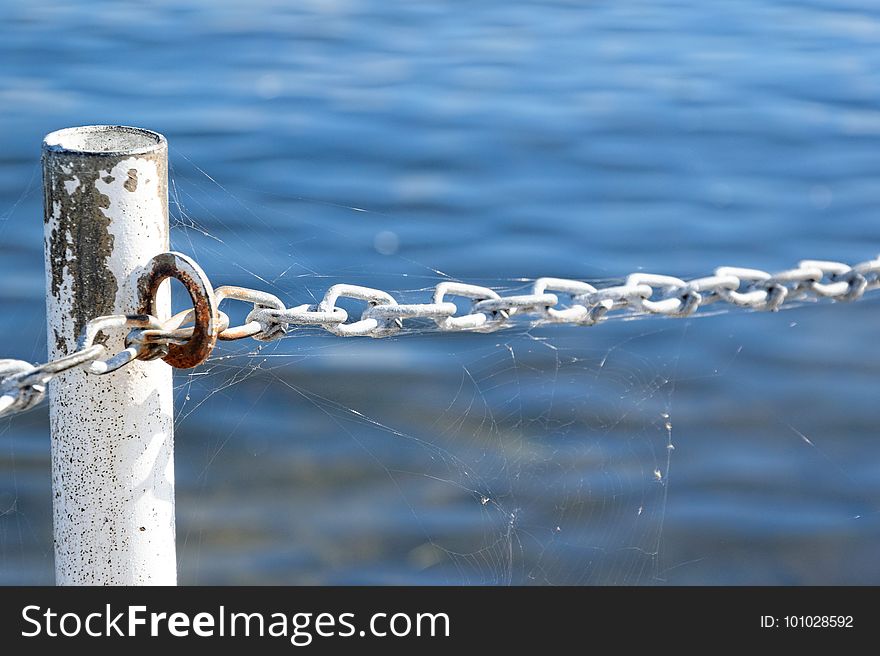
[1,0,879,585]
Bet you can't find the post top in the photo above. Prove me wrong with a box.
[43,125,166,156]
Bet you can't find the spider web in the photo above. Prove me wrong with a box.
[163,155,702,585]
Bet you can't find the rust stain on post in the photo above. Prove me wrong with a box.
[124,168,138,192]
[43,159,118,352]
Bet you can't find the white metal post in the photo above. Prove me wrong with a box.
[42,125,176,585]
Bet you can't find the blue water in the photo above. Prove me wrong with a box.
[1,0,879,584]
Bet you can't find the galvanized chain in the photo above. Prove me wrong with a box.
[231,255,880,338]
[2,254,879,418]
[0,314,169,417]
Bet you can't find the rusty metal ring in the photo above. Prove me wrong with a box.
[137,252,219,369]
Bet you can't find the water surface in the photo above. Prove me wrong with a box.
[1,0,879,584]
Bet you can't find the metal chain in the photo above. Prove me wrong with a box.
[2,255,879,418]
[241,256,880,337]
[0,314,168,418]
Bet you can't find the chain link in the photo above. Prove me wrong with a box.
[2,254,878,418]
[0,314,169,418]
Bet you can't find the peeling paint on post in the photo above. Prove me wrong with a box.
[42,126,175,585]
